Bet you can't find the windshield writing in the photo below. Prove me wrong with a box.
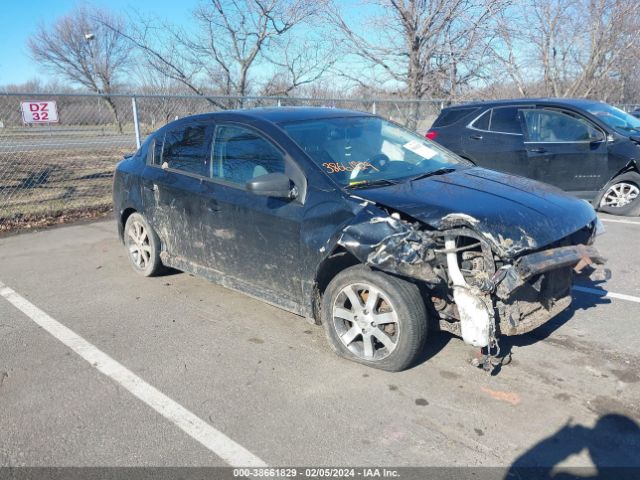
[281,116,467,187]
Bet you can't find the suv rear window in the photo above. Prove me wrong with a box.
[433,107,479,127]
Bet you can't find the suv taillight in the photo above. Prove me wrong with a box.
[425,130,438,140]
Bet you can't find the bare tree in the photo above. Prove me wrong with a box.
[132,68,193,129]
[329,0,507,128]
[104,0,330,107]
[259,36,337,97]
[489,0,640,99]
[28,7,131,132]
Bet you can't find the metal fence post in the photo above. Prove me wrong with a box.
[132,96,141,149]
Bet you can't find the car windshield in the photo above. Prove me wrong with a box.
[585,103,640,135]
[280,116,467,187]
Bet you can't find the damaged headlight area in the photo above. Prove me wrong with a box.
[338,213,445,285]
[337,211,608,358]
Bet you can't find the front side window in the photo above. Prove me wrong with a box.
[211,125,285,185]
[521,109,603,142]
[281,116,468,187]
[162,123,210,175]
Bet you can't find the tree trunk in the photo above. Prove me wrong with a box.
[103,96,123,134]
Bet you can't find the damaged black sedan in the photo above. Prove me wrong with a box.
[113,108,606,371]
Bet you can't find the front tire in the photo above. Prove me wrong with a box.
[124,212,164,277]
[598,172,640,216]
[321,265,428,371]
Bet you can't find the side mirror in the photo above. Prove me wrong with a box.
[246,172,297,199]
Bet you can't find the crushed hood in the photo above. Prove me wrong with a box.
[351,167,597,258]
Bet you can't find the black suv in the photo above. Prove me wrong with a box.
[427,99,640,216]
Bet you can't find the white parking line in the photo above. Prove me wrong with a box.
[0,280,266,468]
[574,285,640,304]
[599,218,640,226]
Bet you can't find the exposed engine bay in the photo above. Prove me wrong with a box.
[337,209,608,371]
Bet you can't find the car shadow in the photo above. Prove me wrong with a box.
[411,330,453,368]
[504,414,640,480]
[158,267,183,277]
[491,278,612,375]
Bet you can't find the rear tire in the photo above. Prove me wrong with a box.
[321,265,428,372]
[598,172,640,216]
[124,213,164,277]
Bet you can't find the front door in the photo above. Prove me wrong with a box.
[200,123,304,304]
[520,108,609,194]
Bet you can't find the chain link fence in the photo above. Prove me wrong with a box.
[2,92,637,233]
[0,92,445,231]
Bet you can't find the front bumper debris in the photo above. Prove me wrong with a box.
[493,244,608,337]
[337,211,609,347]
[495,244,607,299]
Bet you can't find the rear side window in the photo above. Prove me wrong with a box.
[162,122,211,175]
[147,134,165,166]
[471,107,524,134]
[433,107,479,127]
[490,107,523,134]
[146,138,156,165]
[471,110,490,130]
[211,125,285,185]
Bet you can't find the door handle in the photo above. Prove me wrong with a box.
[528,147,547,153]
[470,134,483,140]
[143,183,158,192]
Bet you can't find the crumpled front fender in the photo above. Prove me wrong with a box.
[337,210,443,284]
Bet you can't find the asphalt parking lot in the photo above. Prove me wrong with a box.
[0,214,639,473]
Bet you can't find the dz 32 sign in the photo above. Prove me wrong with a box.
[21,101,59,124]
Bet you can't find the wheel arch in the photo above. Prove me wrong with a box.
[118,207,138,243]
[310,247,361,324]
[594,160,640,208]
[608,159,640,184]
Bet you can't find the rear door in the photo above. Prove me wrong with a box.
[141,120,214,264]
[519,108,609,193]
[462,106,529,176]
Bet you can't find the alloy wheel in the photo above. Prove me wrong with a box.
[600,182,640,208]
[332,283,400,361]
[126,220,152,270]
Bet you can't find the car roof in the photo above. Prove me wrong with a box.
[445,98,607,109]
[184,107,373,125]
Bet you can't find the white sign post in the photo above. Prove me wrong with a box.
[20,101,59,124]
